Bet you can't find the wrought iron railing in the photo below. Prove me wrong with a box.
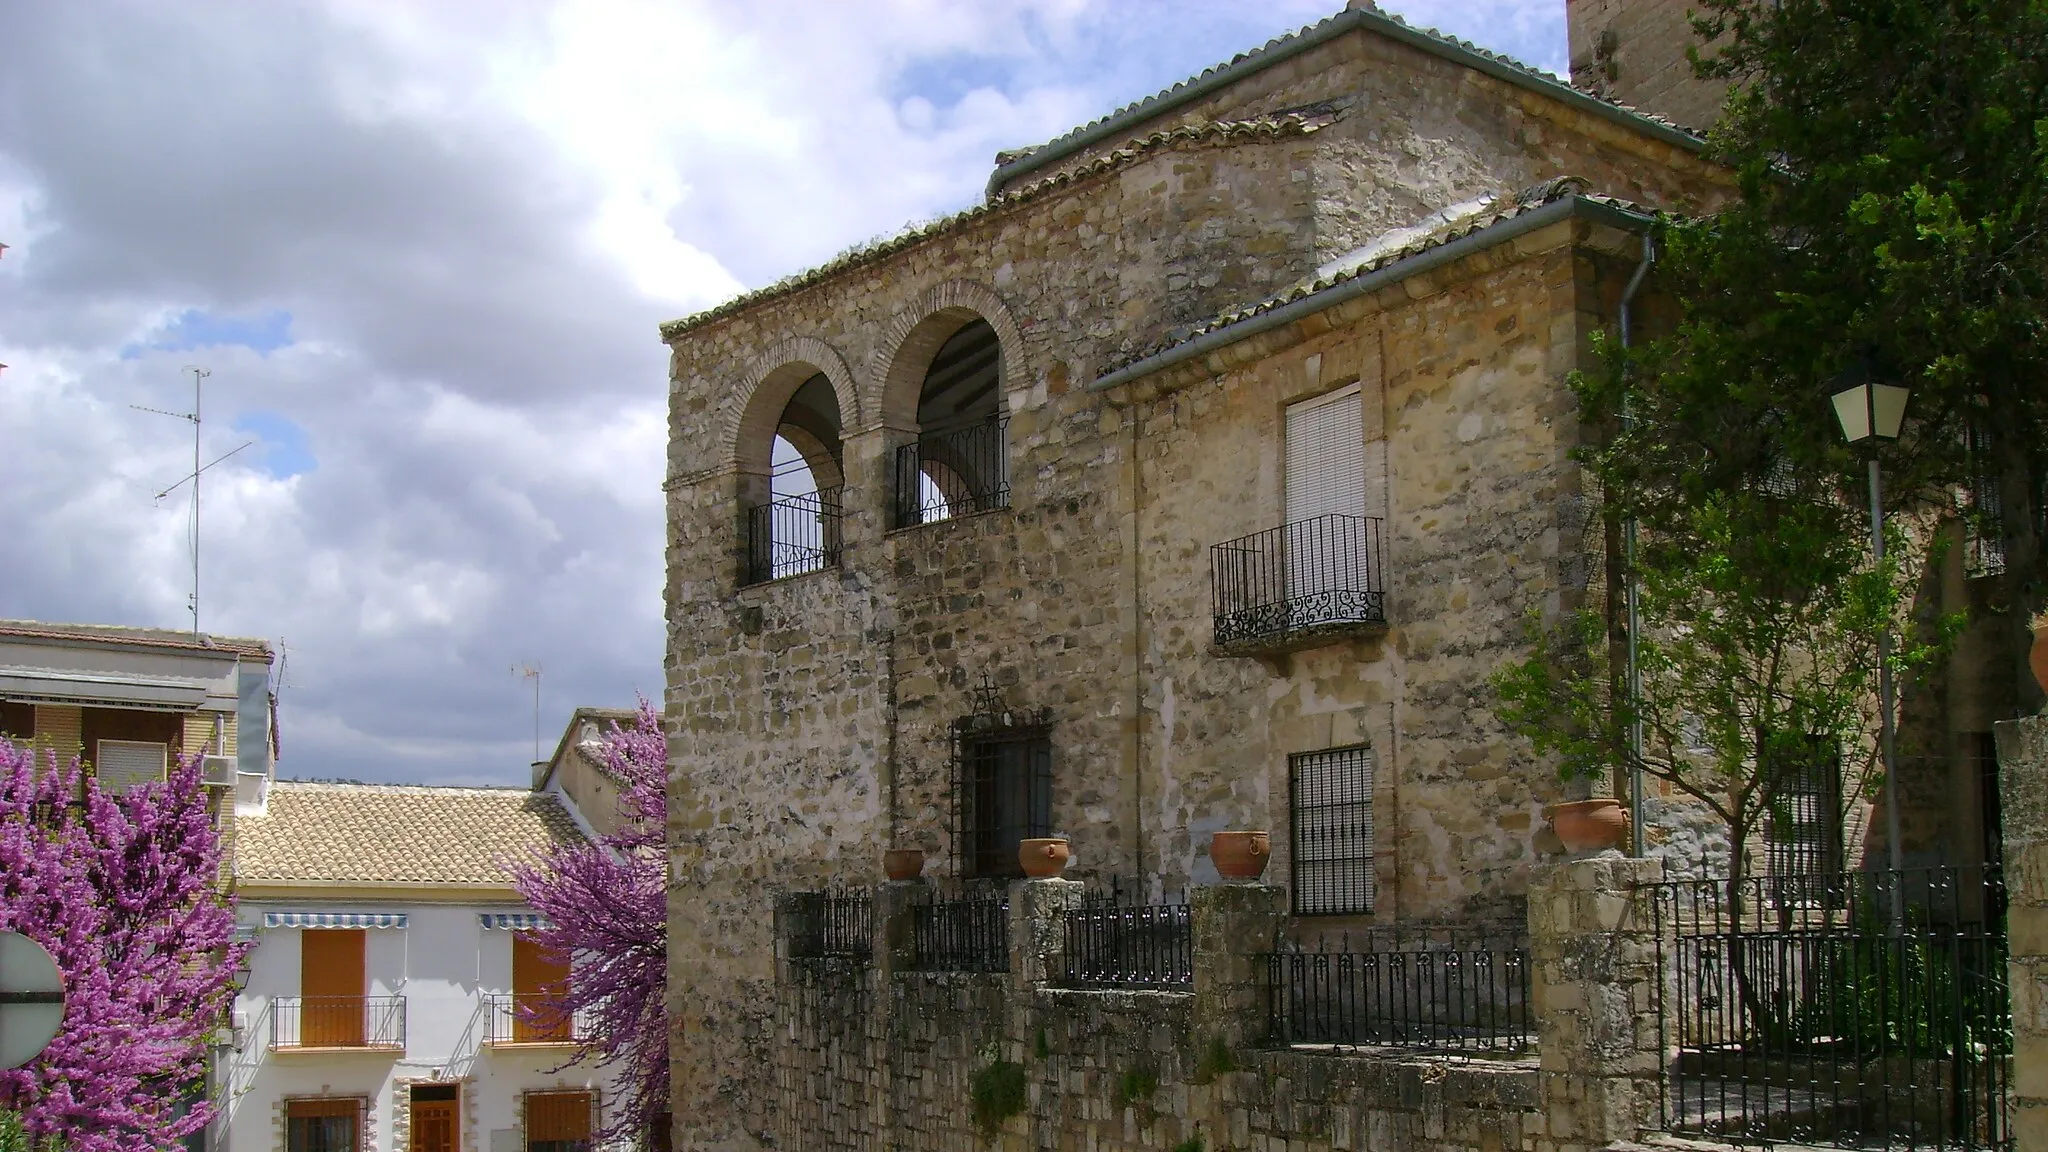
[908,887,1009,972]
[1650,865,2010,1151]
[269,995,407,1050]
[1211,513,1386,649]
[1060,893,1191,989]
[780,889,873,961]
[1261,925,1532,1053]
[745,488,843,584]
[893,417,1009,528]
[481,994,591,1045]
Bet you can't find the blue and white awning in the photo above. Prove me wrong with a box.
[263,911,408,930]
[479,913,550,931]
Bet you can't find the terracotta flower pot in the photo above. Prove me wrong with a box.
[883,848,925,882]
[2030,617,2048,698]
[1210,830,1271,880]
[1018,837,1071,878]
[1546,798,1630,854]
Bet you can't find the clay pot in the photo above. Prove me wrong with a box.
[1210,830,1272,880]
[1018,837,1071,878]
[1546,798,1630,854]
[883,848,925,882]
[2030,617,2048,698]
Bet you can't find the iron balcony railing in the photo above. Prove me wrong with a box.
[908,886,1009,973]
[1211,513,1386,650]
[269,995,407,1050]
[780,889,873,962]
[893,416,1009,528]
[1262,925,1532,1053]
[481,994,593,1046]
[1060,893,1192,989]
[1650,865,2010,1151]
[745,487,844,584]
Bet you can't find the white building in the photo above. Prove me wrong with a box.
[215,779,628,1152]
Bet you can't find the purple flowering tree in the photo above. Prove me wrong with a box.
[512,700,668,1144]
[0,738,246,1151]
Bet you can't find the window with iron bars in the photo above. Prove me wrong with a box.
[1764,735,1844,880]
[893,415,1010,528]
[951,709,1052,880]
[1290,744,1375,916]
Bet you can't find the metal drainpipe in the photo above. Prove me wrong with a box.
[1619,237,1656,858]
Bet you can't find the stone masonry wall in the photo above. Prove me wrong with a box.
[663,17,1734,1146]
[1565,0,1730,133]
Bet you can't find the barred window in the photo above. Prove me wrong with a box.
[956,728,1051,879]
[1290,745,1376,915]
[1765,736,1843,878]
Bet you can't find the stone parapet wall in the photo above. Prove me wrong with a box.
[1999,715,2048,1152]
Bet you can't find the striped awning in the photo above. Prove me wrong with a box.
[262,911,408,929]
[479,912,550,931]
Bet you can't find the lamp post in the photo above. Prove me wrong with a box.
[1830,368,1910,878]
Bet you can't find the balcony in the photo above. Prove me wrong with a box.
[892,416,1009,528]
[745,488,844,585]
[481,993,590,1047]
[269,995,406,1052]
[1211,513,1387,655]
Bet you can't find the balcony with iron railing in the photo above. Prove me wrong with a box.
[481,993,592,1048]
[1211,513,1387,655]
[893,416,1010,529]
[745,487,844,585]
[268,995,407,1052]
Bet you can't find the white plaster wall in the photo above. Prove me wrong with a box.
[215,900,619,1152]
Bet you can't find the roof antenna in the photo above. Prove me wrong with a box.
[133,366,253,635]
[512,662,543,763]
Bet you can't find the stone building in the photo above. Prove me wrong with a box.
[656,4,1745,1146]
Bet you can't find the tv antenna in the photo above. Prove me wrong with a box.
[512,662,543,762]
[132,366,253,634]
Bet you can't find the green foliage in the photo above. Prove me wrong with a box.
[1115,1061,1160,1108]
[1033,1025,1051,1061]
[968,1058,1027,1138]
[1173,1134,1206,1152]
[1192,1033,1236,1083]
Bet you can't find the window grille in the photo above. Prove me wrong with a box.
[1290,745,1376,915]
[286,1098,367,1152]
[950,682,1051,879]
[1764,736,1843,880]
[1967,420,2007,576]
[526,1090,596,1152]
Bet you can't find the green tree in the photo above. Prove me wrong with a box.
[1610,0,2048,709]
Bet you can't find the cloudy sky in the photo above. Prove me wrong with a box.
[0,1,1566,787]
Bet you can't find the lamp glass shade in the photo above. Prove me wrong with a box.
[1832,382,1910,442]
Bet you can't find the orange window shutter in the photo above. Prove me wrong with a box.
[300,929,366,1046]
[513,934,572,1042]
[527,1091,593,1140]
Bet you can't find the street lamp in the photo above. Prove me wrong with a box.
[1831,365,1910,878]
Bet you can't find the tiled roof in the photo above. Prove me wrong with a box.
[236,782,586,887]
[988,4,1702,195]
[0,619,273,661]
[656,112,1334,342]
[1093,180,1661,385]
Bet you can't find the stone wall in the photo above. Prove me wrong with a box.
[1565,0,1730,133]
[1998,715,2048,1152]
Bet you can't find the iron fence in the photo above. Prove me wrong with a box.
[1261,924,1532,1053]
[745,488,843,584]
[1651,865,2010,1150]
[893,416,1009,528]
[480,993,592,1045]
[268,995,407,1050]
[908,885,1009,972]
[1211,513,1386,649]
[780,889,873,962]
[1060,891,1192,989]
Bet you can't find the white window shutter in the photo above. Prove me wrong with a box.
[1285,385,1367,523]
[96,740,167,795]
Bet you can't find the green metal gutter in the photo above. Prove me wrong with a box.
[1087,195,1653,394]
[987,9,1703,201]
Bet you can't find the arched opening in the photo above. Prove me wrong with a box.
[893,318,1007,527]
[746,372,845,583]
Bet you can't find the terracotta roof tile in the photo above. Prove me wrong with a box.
[236,783,586,887]
[0,619,273,660]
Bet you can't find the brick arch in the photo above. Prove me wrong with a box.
[721,336,861,477]
[867,280,1029,432]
